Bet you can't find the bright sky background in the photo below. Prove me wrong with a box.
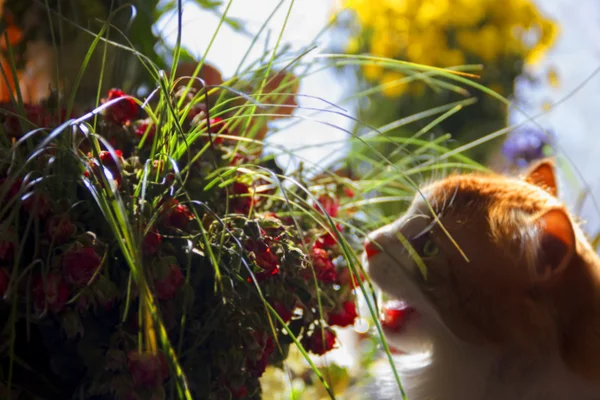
[157,0,600,232]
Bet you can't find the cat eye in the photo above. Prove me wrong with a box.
[422,239,439,257]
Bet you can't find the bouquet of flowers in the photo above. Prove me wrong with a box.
[0,61,366,399]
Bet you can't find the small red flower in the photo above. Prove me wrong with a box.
[206,117,226,145]
[230,182,254,215]
[98,150,124,183]
[314,224,344,249]
[343,187,355,198]
[63,246,102,286]
[23,192,51,218]
[314,194,340,218]
[0,177,22,200]
[0,268,9,298]
[154,263,184,300]
[336,267,365,290]
[303,327,336,355]
[0,226,17,262]
[127,351,168,388]
[227,384,248,399]
[143,227,162,255]
[32,273,69,313]
[45,214,76,244]
[135,120,156,141]
[308,248,337,283]
[103,88,139,125]
[247,332,275,378]
[160,199,194,230]
[246,239,279,272]
[271,300,295,323]
[327,301,358,328]
[245,239,279,282]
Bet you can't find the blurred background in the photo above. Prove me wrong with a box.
[154,0,600,237]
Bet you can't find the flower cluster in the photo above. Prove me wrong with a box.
[0,62,363,400]
[501,127,554,168]
[338,0,558,97]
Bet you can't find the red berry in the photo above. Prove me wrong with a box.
[303,327,336,355]
[45,214,76,244]
[63,246,102,286]
[327,301,358,328]
[380,300,418,333]
[154,263,184,300]
[32,273,69,313]
[103,88,139,125]
[127,351,168,388]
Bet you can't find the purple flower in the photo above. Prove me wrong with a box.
[502,128,554,168]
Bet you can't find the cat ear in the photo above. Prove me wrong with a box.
[524,158,557,197]
[532,207,576,284]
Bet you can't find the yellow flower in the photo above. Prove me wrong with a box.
[439,48,466,67]
[477,24,501,62]
[362,63,383,81]
[339,0,559,83]
[380,71,408,97]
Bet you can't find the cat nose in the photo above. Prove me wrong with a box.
[363,237,381,259]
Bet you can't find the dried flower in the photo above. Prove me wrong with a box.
[314,194,340,218]
[336,267,365,290]
[231,182,254,215]
[271,300,295,323]
[127,351,168,388]
[247,332,275,378]
[103,89,139,125]
[160,199,194,230]
[0,226,17,262]
[32,273,69,313]
[135,120,156,141]
[63,246,102,286]
[302,327,336,355]
[327,301,358,327]
[23,192,50,218]
[0,268,9,298]
[45,214,76,244]
[308,248,337,283]
[143,227,162,255]
[154,263,184,300]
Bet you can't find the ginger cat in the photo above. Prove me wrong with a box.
[363,159,600,400]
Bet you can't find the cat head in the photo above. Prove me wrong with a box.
[364,159,590,357]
